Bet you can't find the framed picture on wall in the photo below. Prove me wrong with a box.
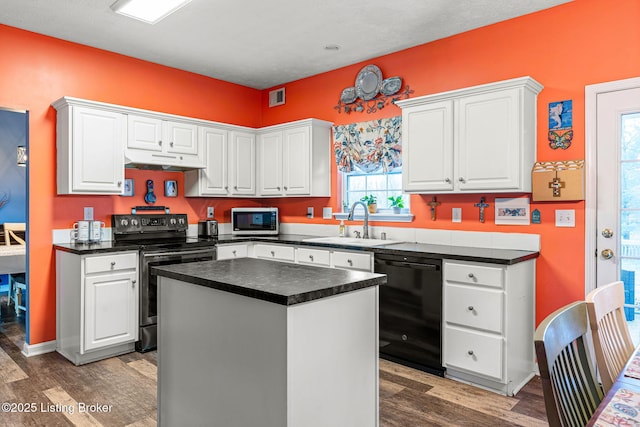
[165,180,178,197]
[122,179,134,197]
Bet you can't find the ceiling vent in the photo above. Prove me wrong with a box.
[269,88,286,107]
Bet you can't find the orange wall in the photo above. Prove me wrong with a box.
[260,0,640,326]
[0,0,639,345]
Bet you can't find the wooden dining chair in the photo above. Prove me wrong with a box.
[534,301,604,427]
[3,223,26,246]
[586,281,635,393]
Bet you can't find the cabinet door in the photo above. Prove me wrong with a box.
[402,101,454,192]
[164,121,198,155]
[71,107,125,193]
[229,131,256,195]
[199,126,229,195]
[456,88,521,191]
[258,131,283,196]
[84,271,137,351]
[283,126,311,195]
[128,115,163,152]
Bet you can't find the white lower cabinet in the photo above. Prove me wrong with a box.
[216,243,250,260]
[56,250,139,365]
[332,251,373,272]
[254,244,295,262]
[296,247,331,267]
[442,259,536,395]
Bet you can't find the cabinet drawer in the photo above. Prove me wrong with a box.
[217,245,248,260]
[332,251,372,272]
[445,284,503,333]
[254,244,295,262]
[297,247,330,267]
[85,252,137,274]
[444,326,503,381]
[444,262,504,289]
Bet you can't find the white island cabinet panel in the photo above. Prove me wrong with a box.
[157,258,380,427]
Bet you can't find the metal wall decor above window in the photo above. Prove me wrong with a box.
[16,145,27,167]
[335,64,413,114]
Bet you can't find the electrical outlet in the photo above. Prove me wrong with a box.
[84,207,94,221]
[555,209,575,227]
[207,207,214,218]
[307,207,314,218]
[322,207,332,219]
[452,208,462,223]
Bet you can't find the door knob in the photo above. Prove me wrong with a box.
[602,228,614,238]
[601,249,614,259]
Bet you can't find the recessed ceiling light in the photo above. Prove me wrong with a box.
[111,0,192,24]
[324,44,341,51]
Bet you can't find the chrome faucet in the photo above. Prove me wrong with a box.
[347,201,369,239]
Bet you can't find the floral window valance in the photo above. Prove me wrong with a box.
[333,116,402,173]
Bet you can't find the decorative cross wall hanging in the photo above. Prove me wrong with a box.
[427,197,441,221]
[548,171,566,197]
[474,197,490,223]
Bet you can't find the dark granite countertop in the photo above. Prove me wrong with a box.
[54,241,141,254]
[152,257,386,305]
[213,234,539,265]
[54,233,539,264]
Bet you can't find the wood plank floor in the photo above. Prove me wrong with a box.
[0,315,548,426]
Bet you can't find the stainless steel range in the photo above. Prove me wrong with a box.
[112,213,216,352]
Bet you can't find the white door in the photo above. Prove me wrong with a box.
[589,78,640,339]
[199,126,228,195]
[258,131,283,196]
[164,121,198,155]
[229,131,256,195]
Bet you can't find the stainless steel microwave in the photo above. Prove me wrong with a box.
[231,207,279,235]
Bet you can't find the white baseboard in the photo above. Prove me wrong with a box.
[22,340,56,357]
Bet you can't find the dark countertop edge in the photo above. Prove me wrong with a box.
[54,243,141,254]
[54,233,540,265]
[154,266,386,306]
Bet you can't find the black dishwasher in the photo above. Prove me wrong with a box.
[374,252,444,376]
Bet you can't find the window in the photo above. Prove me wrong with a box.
[342,168,409,212]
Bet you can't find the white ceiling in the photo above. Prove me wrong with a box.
[0,0,572,89]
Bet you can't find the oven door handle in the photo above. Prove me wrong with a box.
[142,248,215,259]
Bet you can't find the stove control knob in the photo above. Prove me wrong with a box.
[131,219,139,227]
[170,218,177,225]
[178,218,185,225]
[120,219,129,227]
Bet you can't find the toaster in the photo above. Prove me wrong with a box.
[198,220,218,238]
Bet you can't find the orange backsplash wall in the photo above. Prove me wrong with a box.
[1,0,639,345]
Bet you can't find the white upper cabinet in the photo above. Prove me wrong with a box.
[184,126,229,196]
[257,119,332,197]
[397,77,543,194]
[228,130,256,196]
[53,100,126,195]
[126,114,202,168]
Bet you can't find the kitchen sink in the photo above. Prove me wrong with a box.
[302,236,404,247]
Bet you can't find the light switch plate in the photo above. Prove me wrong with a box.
[84,207,94,221]
[452,208,462,223]
[207,207,214,218]
[307,207,314,218]
[555,209,575,227]
[322,207,332,219]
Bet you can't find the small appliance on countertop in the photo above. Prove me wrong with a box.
[198,220,218,238]
[231,207,279,235]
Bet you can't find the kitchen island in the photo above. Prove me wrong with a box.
[153,257,386,427]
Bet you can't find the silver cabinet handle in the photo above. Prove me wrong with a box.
[232,250,237,255]
[347,259,353,266]
[117,181,122,186]
[468,350,474,356]
[277,187,281,191]
[132,279,137,288]
[309,255,314,261]
[468,273,475,278]
[110,261,116,268]
[284,186,288,190]
[270,251,275,256]
[158,141,162,146]
[459,177,466,183]
[170,142,174,147]
[445,178,451,183]
[467,306,474,311]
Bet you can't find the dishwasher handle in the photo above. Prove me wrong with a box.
[375,258,440,270]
